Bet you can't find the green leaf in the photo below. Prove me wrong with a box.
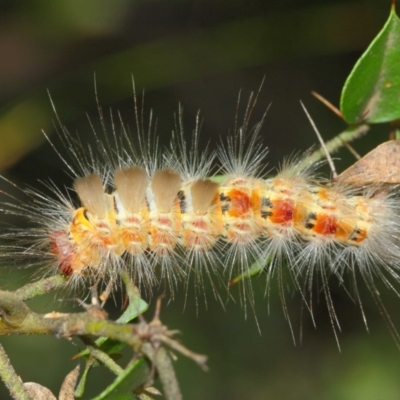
[340,5,400,124]
[91,358,150,400]
[230,257,268,285]
[74,359,95,398]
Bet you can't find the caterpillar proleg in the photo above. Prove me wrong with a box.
[2,82,400,346]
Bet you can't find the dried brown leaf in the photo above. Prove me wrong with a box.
[23,382,56,400]
[337,140,400,184]
[59,365,80,400]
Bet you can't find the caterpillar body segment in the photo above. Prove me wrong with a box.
[3,86,400,346]
[50,158,400,293]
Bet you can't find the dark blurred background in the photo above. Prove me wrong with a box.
[1,1,400,399]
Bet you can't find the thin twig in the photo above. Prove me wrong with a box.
[296,123,370,171]
[86,345,124,376]
[311,91,343,118]
[0,344,29,400]
[15,274,67,301]
[142,343,182,400]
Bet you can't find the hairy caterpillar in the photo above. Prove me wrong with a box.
[2,83,400,346]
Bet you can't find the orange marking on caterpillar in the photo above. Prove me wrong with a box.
[227,188,251,217]
[269,199,294,225]
[313,214,337,235]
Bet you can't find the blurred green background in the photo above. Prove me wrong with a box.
[1,1,400,399]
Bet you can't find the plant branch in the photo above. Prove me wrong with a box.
[0,344,29,400]
[0,288,207,400]
[86,345,124,376]
[142,343,182,400]
[15,274,67,301]
[298,123,370,171]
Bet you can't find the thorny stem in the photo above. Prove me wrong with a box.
[0,344,29,400]
[161,335,208,370]
[0,289,133,341]
[15,274,67,301]
[297,123,370,172]
[86,345,124,376]
[0,288,207,400]
[142,343,182,400]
